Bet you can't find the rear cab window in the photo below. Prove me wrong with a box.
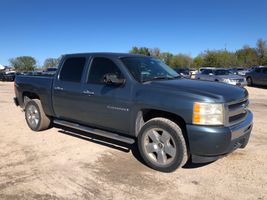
[59,57,86,82]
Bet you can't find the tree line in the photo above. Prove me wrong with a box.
[8,39,267,72]
[9,57,61,72]
[130,39,267,68]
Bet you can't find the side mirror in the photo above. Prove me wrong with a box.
[103,73,125,85]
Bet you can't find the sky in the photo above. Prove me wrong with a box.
[0,0,266,66]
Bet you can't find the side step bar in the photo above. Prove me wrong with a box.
[53,119,135,144]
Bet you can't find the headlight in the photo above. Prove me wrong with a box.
[222,78,236,85]
[222,78,231,83]
[193,102,224,125]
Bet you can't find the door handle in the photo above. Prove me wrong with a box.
[82,90,94,96]
[54,86,63,91]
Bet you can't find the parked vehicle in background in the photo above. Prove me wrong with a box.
[0,72,4,81]
[4,72,16,81]
[174,68,190,78]
[0,64,5,70]
[189,68,198,79]
[246,66,267,86]
[230,68,249,76]
[198,67,215,73]
[195,68,247,87]
[14,53,253,172]
[0,71,16,81]
[42,67,58,76]
[24,71,43,76]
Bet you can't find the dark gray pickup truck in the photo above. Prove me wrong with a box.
[14,53,253,172]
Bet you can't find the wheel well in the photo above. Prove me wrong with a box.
[136,109,189,148]
[22,92,40,106]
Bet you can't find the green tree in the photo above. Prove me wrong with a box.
[256,39,267,65]
[169,54,193,68]
[9,56,37,71]
[201,50,239,68]
[129,39,267,69]
[192,55,204,68]
[160,52,174,66]
[129,47,151,56]
[236,46,259,67]
[43,57,60,69]
[130,46,139,54]
[149,48,161,58]
[129,46,192,67]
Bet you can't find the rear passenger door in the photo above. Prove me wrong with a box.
[253,68,263,85]
[79,57,132,134]
[52,56,87,121]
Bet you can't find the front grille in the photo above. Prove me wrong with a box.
[229,112,247,123]
[228,99,248,110]
[232,78,244,83]
[227,99,248,126]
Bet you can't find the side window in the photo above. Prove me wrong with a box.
[60,57,86,82]
[202,69,209,75]
[255,68,261,73]
[88,57,122,84]
[261,68,267,73]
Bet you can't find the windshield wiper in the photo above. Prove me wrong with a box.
[142,75,180,83]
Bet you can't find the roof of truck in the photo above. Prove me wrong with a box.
[64,52,150,58]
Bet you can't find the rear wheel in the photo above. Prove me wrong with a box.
[138,118,188,172]
[246,77,253,86]
[25,99,51,131]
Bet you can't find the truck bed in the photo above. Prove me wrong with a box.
[15,75,54,116]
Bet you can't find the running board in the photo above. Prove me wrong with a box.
[53,119,135,144]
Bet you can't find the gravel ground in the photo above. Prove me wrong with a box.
[0,82,266,200]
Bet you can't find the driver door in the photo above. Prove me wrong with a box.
[79,57,133,134]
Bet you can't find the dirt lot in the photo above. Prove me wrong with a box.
[0,82,266,200]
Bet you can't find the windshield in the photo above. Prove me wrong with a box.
[214,69,232,75]
[121,57,179,82]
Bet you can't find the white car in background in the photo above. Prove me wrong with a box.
[195,68,247,87]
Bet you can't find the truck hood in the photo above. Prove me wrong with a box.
[148,79,248,103]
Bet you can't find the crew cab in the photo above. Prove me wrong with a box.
[14,53,253,172]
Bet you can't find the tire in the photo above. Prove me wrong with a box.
[137,117,188,172]
[25,99,51,131]
[246,77,253,86]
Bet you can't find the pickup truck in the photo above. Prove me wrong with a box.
[14,53,253,172]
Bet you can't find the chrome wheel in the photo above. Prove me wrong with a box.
[26,105,40,128]
[247,77,252,86]
[143,128,176,166]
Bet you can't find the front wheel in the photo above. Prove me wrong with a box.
[25,99,51,131]
[138,118,188,172]
[246,77,253,86]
